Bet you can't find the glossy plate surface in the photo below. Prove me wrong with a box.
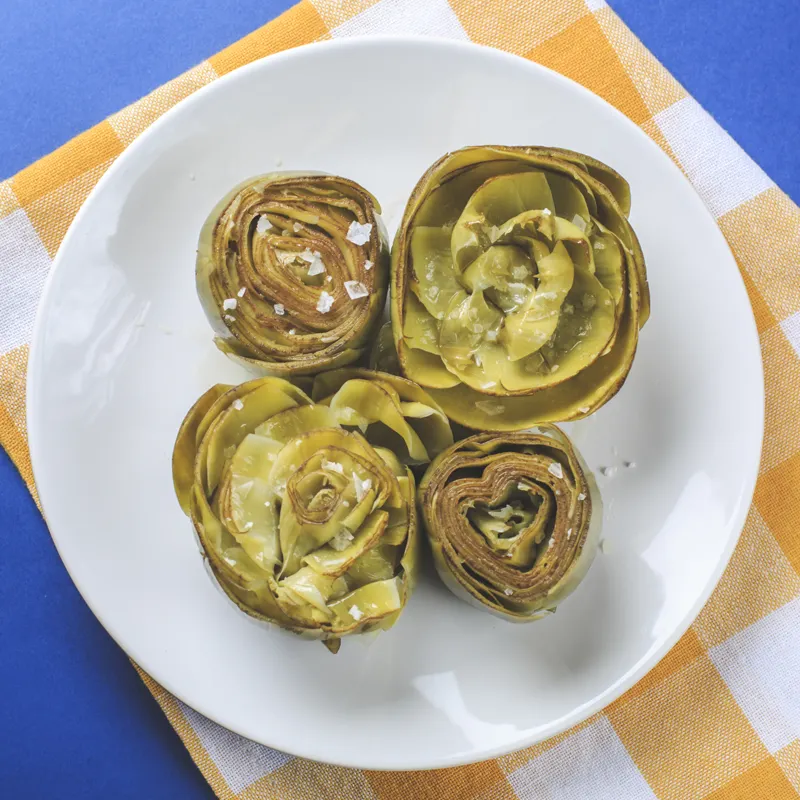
[28,37,763,769]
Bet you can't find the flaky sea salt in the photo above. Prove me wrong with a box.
[476,399,504,416]
[511,265,528,280]
[548,462,564,479]
[274,250,297,266]
[349,605,364,621]
[578,406,591,413]
[306,252,325,276]
[578,493,586,501]
[344,280,369,300]
[273,303,285,315]
[541,208,552,216]
[567,528,573,539]
[316,291,334,313]
[364,259,373,271]
[232,399,244,410]
[223,298,237,311]
[224,314,236,323]
[329,529,355,551]
[289,328,296,335]
[293,222,302,232]
[572,214,587,231]
[237,286,246,297]
[486,330,498,341]
[256,215,272,234]
[353,472,372,502]
[599,466,617,478]
[504,588,514,597]
[322,460,344,474]
[346,220,372,246]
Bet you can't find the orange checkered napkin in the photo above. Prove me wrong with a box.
[2,1,799,798]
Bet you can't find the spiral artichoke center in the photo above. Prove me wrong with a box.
[468,487,544,546]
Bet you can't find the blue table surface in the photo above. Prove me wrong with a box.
[1,1,798,796]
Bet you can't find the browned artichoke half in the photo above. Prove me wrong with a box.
[418,426,601,621]
[197,172,389,377]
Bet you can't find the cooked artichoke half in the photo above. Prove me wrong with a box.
[197,172,389,377]
[391,146,649,430]
[172,371,453,651]
[418,427,601,621]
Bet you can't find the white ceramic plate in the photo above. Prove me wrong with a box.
[28,37,763,770]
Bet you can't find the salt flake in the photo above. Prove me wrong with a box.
[344,280,369,300]
[503,588,514,597]
[322,460,344,474]
[330,529,355,551]
[353,472,372,502]
[306,252,326,276]
[316,291,334,313]
[346,221,372,246]
[237,287,246,298]
[349,605,364,621]
[476,399,504,416]
[232,399,244,411]
[273,303,285,315]
[364,259,373,271]
[256,215,273,234]
[222,298,237,311]
[548,462,564,479]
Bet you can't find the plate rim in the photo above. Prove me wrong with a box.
[26,34,765,770]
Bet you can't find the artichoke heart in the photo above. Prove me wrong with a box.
[418,426,601,621]
[391,146,649,430]
[198,172,389,378]
[172,371,453,651]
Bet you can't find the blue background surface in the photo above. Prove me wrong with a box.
[1,1,798,796]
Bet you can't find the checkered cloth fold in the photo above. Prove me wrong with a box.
[2,2,799,798]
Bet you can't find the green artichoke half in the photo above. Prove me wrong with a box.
[172,371,453,652]
[391,146,649,430]
[197,172,389,377]
[418,427,601,621]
